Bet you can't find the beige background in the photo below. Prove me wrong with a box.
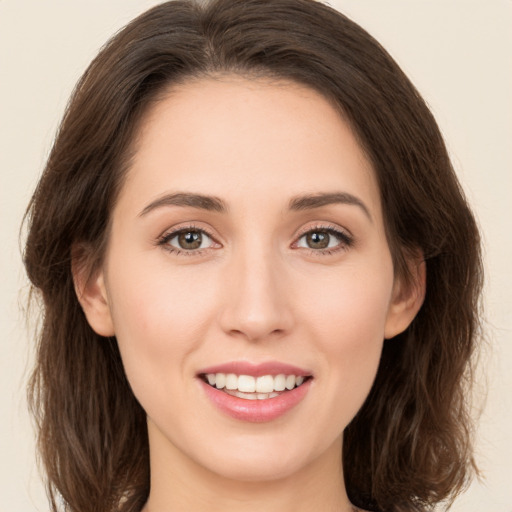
[1,1,510,510]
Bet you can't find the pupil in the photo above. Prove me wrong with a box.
[178,231,202,249]
[307,231,329,249]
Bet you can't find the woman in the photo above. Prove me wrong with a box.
[23,1,482,511]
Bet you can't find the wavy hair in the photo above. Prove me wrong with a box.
[23,1,483,511]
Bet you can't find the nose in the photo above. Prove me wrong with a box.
[218,246,294,342]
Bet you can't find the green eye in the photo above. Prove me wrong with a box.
[296,228,352,251]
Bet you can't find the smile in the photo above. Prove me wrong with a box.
[198,363,313,422]
[202,373,308,400]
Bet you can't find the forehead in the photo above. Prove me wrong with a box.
[120,75,381,218]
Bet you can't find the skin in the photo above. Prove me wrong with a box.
[76,76,424,512]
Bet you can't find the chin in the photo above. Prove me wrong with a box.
[205,452,310,483]
[189,429,338,484]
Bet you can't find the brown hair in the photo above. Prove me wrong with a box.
[23,1,482,511]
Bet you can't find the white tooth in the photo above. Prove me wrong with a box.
[224,388,281,400]
[285,374,296,390]
[207,374,216,386]
[295,376,304,386]
[238,375,256,392]
[273,374,286,391]
[236,390,257,400]
[226,389,257,400]
[225,373,238,390]
[256,375,274,393]
[215,373,226,389]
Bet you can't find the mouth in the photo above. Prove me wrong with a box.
[199,372,312,401]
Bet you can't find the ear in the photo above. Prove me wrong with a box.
[72,247,115,337]
[384,253,426,339]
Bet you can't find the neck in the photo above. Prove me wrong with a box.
[142,421,355,512]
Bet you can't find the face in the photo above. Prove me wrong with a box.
[79,76,421,484]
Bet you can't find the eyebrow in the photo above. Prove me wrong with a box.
[139,192,227,216]
[139,190,371,221]
[289,192,372,221]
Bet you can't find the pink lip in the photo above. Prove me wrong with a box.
[199,378,312,423]
[197,361,313,423]
[198,361,312,377]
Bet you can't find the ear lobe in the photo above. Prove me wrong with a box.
[72,249,115,337]
[384,257,426,340]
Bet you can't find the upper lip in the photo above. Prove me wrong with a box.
[197,361,312,377]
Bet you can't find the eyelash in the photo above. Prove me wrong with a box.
[294,224,354,256]
[157,224,218,256]
[157,223,354,257]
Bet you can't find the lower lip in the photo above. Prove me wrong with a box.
[200,379,312,423]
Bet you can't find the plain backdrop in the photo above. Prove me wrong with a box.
[1,1,510,511]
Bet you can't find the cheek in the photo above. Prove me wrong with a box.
[108,253,215,335]
[104,254,227,399]
[298,260,393,414]
[301,259,393,344]
[104,262,206,397]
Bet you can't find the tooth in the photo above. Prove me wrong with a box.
[285,375,296,390]
[236,390,257,400]
[225,373,238,390]
[269,392,279,398]
[273,374,286,391]
[212,372,307,393]
[257,393,269,400]
[225,389,258,400]
[215,373,226,389]
[238,375,256,392]
[256,375,274,393]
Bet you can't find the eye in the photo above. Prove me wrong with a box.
[295,227,352,252]
[160,228,216,252]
